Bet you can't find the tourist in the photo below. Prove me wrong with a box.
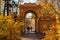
[27,27,30,33]
[30,26,32,32]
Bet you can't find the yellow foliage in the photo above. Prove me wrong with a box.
[58,10,60,13]
[0,15,22,40]
[41,2,55,16]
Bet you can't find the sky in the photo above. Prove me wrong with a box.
[23,0,37,3]
[14,0,37,3]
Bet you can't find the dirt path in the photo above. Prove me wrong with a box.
[20,33,45,40]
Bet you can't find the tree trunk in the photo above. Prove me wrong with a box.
[3,2,6,16]
[7,0,9,16]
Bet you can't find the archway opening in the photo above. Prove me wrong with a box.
[25,12,36,33]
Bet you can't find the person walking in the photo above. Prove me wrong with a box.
[30,26,32,32]
[27,27,30,33]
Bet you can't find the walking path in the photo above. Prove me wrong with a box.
[20,33,45,40]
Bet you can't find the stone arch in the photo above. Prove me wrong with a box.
[16,3,42,34]
[19,3,41,19]
[17,3,41,33]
